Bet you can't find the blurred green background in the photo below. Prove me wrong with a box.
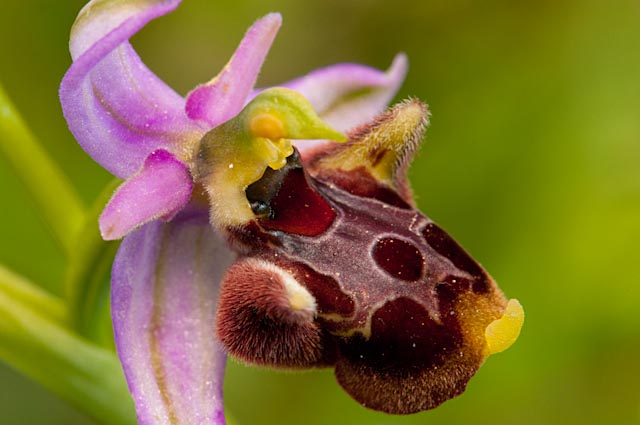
[1,0,639,424]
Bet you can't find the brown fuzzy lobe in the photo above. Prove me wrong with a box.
[335,352,476,414]
[334,293,491,414]
[216,259,324,368]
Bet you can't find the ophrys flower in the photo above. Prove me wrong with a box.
[60,0,407,423]
[60,0,522,422]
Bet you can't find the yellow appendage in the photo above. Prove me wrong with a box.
[485,298,524,355]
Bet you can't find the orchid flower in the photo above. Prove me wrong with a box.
[60,0,523,423]
[60,0,409,423]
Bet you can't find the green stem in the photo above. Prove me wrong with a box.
[0,264,67,325]
[65,179,120,342]
[0,272,136,425]
[73,240,119,347]
[0,82,85,256]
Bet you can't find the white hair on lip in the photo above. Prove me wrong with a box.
[251,258,317,315]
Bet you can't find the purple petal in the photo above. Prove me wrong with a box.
[99,150,193,241]
[185,13,282,127]
[60,0,205,178]
[283,53,408,133]
[112,209,235,425]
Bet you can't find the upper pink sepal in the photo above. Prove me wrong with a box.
[285,53,408,133]
[185,13,282,127]
[60,0,203,179]
[99,150,193,240]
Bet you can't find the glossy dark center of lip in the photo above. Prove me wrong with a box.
[372,237,424,281]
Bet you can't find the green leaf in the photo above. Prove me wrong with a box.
[0,270,136,425]
[0,82,85,256]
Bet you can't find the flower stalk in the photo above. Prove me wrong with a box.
[0,83,85,257]
[0,84,134,422]
[64,178,121,342]
[0,265,136,425]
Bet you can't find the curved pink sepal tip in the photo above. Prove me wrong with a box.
[100,150,193,240]
[185,13,282,127]
[286,53,408,133]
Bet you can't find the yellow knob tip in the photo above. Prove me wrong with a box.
[485,298,524,355]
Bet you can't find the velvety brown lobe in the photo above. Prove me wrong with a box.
[335,297,480,414]
[216,260,323,368]
[335,354,476,414]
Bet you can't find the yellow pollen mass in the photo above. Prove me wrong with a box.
[250,113,285,140]
[267,139,294,170]
[485,298,524,355]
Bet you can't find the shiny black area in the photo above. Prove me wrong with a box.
[245,149,302,218]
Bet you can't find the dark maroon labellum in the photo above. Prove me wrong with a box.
[216,100,510,415]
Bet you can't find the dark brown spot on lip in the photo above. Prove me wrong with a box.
[361,297,459,367]
[372,237,424,281]
[292,262,355,317]
[422,223,490,293]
